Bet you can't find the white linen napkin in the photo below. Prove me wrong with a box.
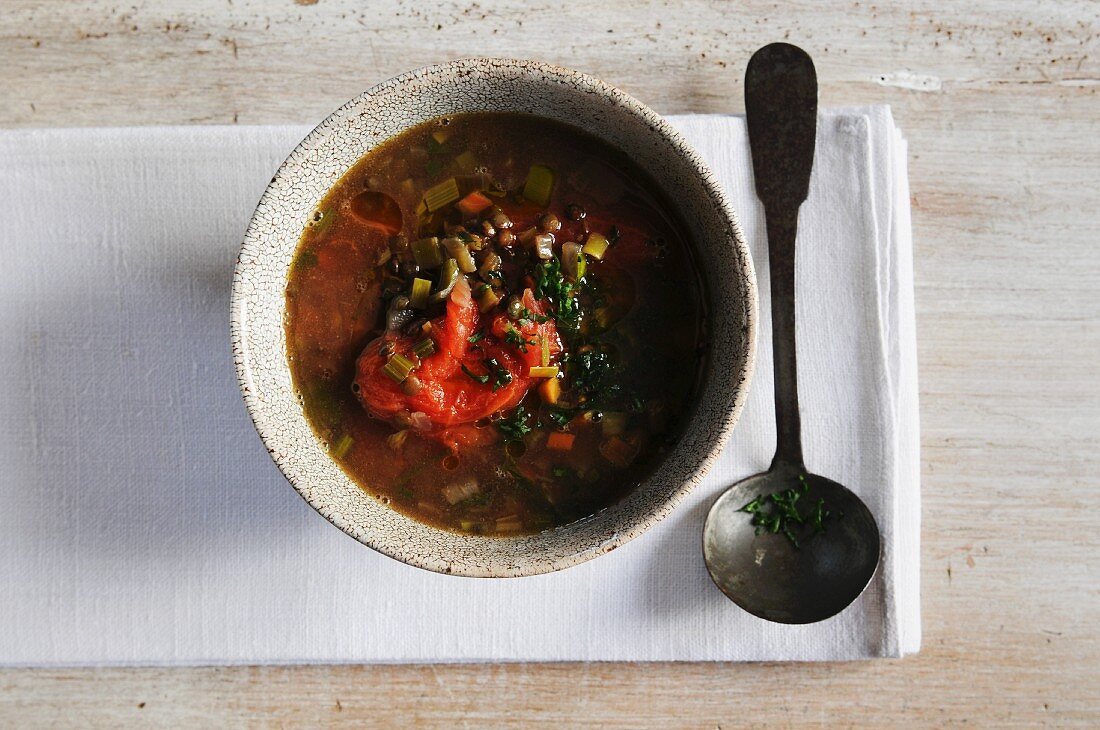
[0,109,919,665]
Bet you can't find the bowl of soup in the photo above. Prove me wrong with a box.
[232,58,757,576]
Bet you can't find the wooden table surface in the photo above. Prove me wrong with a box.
[2,0,1098,726]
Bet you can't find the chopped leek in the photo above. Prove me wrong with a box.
[529,366,559,378]
[523,164,555,207]
[454,150,478,174]
[424,177,460,212]
[442,478,480,505]
[386,429,408,451]
[443,237,477,273]
[562,241,585,280]
[332,433,354,458]
[382,353,416,383]
[583,233,609,260]
[413,338,435,358]
[430,258,460,303]
[478,287,501,313]
[601,412,628,437]
[409,277,432,308]
[412,237,443,268]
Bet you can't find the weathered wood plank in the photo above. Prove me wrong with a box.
[1,0,1098,725]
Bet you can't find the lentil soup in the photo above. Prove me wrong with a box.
[285,112,706,536]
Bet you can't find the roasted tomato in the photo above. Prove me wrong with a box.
[354,278,534,430]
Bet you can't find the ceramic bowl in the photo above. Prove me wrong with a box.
[232,58,757,577]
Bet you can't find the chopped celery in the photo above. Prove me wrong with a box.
[382,353,416,383]
[411,237,443,268]
[332,433,354,458]
[412,338,435,358]
[424,178,460,212]
[583,233,609,260]
[443,237,477,273]
[522,164,554,207]
[409,277,432,308]
[415,198,427,216]
[529,366,559,378]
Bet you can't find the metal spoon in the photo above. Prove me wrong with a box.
[702,43,882,624]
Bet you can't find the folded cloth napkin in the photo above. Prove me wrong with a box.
[0,108,919,665]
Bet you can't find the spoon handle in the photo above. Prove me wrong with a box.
[744,43,818,470]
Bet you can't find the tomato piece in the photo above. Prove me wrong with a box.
[354,278,532,429]
[489,288,562,368]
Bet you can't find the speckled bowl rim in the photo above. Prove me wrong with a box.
[232,58,757,577]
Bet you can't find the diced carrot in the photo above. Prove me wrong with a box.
[599,436,638,467]
[539,377,561,404]
[456,191,493,217]
[546,431,575,451]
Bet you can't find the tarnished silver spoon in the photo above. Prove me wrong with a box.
[702,43,882,624]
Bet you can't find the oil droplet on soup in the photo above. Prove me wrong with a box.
[285,112,707,536]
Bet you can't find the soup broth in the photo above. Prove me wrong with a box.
[285,112,706,536]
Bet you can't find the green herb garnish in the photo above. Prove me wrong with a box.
[504,328,537,352]
[738,474,837,548]
[487,357,513,392]
[545,408,572,429]
[467,331,484,344]
[461,363,490,385]
[496,405,532,443]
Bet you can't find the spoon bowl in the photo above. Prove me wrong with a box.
[703,465,881,624]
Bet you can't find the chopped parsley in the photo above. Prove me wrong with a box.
[496,406,532,443]
[544,408,572,429]
[467,331,484,344]
[534,256,582,334]
[738,474,838,549]
[460,363,490,385]
[568,347,612,396]
[487,357,512,392]
[504,327,537,352]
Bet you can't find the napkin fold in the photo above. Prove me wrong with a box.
[0,109,919,665]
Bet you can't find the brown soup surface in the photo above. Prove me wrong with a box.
[285,112,706,536]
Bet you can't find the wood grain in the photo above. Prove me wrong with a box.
[2,0,1099,725]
